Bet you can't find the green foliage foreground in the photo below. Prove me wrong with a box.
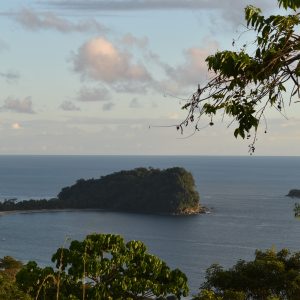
[193,248,300,300]
[16,233,189,300]
[2,234,300,299]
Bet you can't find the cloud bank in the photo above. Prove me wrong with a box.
[15,7,108,33]
[41,0,275,27]
[42,0,271,11]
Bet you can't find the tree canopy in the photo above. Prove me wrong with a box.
[0,256,29,300]
[57,167,200,214]
[193,248,300,300]
[178,0,300,152]
[16,233,189,300]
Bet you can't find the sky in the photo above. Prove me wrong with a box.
[0,0,299,155]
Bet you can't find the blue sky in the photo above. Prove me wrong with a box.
[0,0,299,155]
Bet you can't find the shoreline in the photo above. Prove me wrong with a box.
[0,207,210,217]
[0,208,104,216]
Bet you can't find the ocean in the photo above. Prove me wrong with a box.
[0,155,299,296]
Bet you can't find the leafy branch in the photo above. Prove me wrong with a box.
[177,0,300,153]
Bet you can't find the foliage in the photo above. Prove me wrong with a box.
[16,233,189,300]
[193,289,246,300]
[0,256,30,300]
[57,167,200,214]
[294,202,300,217]
[0,198,62,211]
[193,248,300,300]
[178,0,300,153]
[286,189,300,198]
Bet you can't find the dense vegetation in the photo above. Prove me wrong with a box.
[287,189,300,198]
[0,167,201,215]
[15,233,188,300]
[0,256,30,300]
[194,248,300,300]
[2,234,300,300]
[57,167,200,214]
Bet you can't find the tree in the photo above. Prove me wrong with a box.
[193,248,300,300]
[16,233,189,300]
[0,256,30,300]
[178,0,300,153]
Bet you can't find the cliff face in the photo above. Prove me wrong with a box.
[287,189,300,198]
[58,167,201,215]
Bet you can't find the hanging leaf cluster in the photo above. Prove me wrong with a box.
[179,0,300,152]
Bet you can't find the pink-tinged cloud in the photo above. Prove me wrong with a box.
[2,97,35,114]
[73,37,152,83]
[164,40,218,89]
[11,122,22,130]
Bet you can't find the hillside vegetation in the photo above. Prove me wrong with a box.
[0,167,201,215]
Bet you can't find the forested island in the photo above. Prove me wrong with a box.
[287,189,300,198]
[0,167,202,215]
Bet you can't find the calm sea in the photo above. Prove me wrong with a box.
[0,155,299,296]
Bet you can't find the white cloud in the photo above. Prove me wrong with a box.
[76,86,111,102]
[72,37,152,83]
[1,97,35,114]
[60,101,81,111]
[15,7,108,33]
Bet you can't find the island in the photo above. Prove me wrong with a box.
[286,189,300,198]
[0,167,203,215]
